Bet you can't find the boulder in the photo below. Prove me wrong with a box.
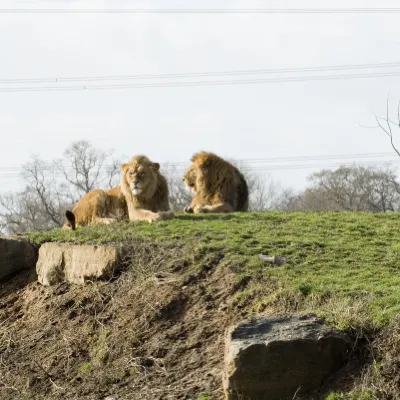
[0,236,37,280]
[224,314,351,400]
[36,243,122,285]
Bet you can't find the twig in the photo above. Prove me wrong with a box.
[33,360,65,391]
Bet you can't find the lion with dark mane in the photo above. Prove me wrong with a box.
[183,151,248,214]
[63,155,173,230]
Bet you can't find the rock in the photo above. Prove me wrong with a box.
[259,254,286,266]
[223,314,351,400]
[36,243,122,286]
[0,236,37,280]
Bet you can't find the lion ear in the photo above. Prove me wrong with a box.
[121,163,128,172]
[151,162,160,171]
[193,152,212,169]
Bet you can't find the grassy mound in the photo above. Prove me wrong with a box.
[1,212,399,399]
[28,212,400,329]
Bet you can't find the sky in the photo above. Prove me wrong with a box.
[1,0,400,193]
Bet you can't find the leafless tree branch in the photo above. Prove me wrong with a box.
[376,97,400,158]
[0,141,122,234]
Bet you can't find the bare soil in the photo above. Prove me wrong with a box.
[0,239,378,400]
[0,244,241,400]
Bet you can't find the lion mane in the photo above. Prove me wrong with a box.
[63,155,173,230]
[183,151,248,214]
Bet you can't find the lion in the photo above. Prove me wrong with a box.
[63,186,128,230]
[120,155,174,223]
[63,155,173,230]
[183,151,249,214]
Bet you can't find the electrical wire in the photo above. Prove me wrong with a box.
[0,151,396,170]
[0,155,397,178]
[2,61,400,84]
[2,70,400,92]
[1,8,400,14]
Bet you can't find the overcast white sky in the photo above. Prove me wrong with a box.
[1,0,400,193]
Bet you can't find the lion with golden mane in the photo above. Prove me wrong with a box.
[63,155,173,230]
[183,151,249,214]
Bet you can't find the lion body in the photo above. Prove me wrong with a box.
[63,155,173,230]
[183,151,249,214]
[62,186,128,230]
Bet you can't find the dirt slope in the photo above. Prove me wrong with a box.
[0,242,239,400]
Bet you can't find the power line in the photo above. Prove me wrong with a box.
[229,152,398,164]
[0,160,397,179]
[246,160,397,171]
[17,0,400,1]
[0,153,397,173]
[0,151,396,167]
[1,8,400,14]
[2,70,400,92]
[2,61,400,84]
[140,152,400,167]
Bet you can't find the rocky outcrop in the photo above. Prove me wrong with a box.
[36,243,122,285]
[0,236,37,280]
[224,314,351,400]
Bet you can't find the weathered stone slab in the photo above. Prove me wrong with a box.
[36,243,121,285]
[224,314,351,400]
[0,236,37,280]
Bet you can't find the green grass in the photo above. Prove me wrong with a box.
[27,212,400,329]
[197,395,213,400]
[325,391,373,400]
[79,362,92,375]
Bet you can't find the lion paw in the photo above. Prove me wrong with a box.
[147,213,162,223]
[103,218,117,225]
[193,205,207,214]
[147,211,174,222]
[184,206,194,213]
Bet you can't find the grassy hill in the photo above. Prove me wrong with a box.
[1,212,400,399]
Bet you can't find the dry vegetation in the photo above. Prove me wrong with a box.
[1,212,400,399]
[0,240,240,400]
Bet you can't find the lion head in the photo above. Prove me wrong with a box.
[121,155,160,198]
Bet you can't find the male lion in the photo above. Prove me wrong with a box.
[183,151,249,214]
[120,155,174,223]
[63,155,173,230]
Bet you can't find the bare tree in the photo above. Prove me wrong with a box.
[239,164,287,211]
[163,165,193,212]
[0,189,60,234]
[55,140,120,197]
[105,158,121,189]
[375,97,400,158]
[283,187,343,212]
[0,141,122,234]
[22,157,65,226]
[0,193,26,234]
[0,158,69,234]
[284,165,400,212]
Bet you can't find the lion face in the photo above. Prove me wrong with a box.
[123,157,160,197]
[183,164,197,194]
